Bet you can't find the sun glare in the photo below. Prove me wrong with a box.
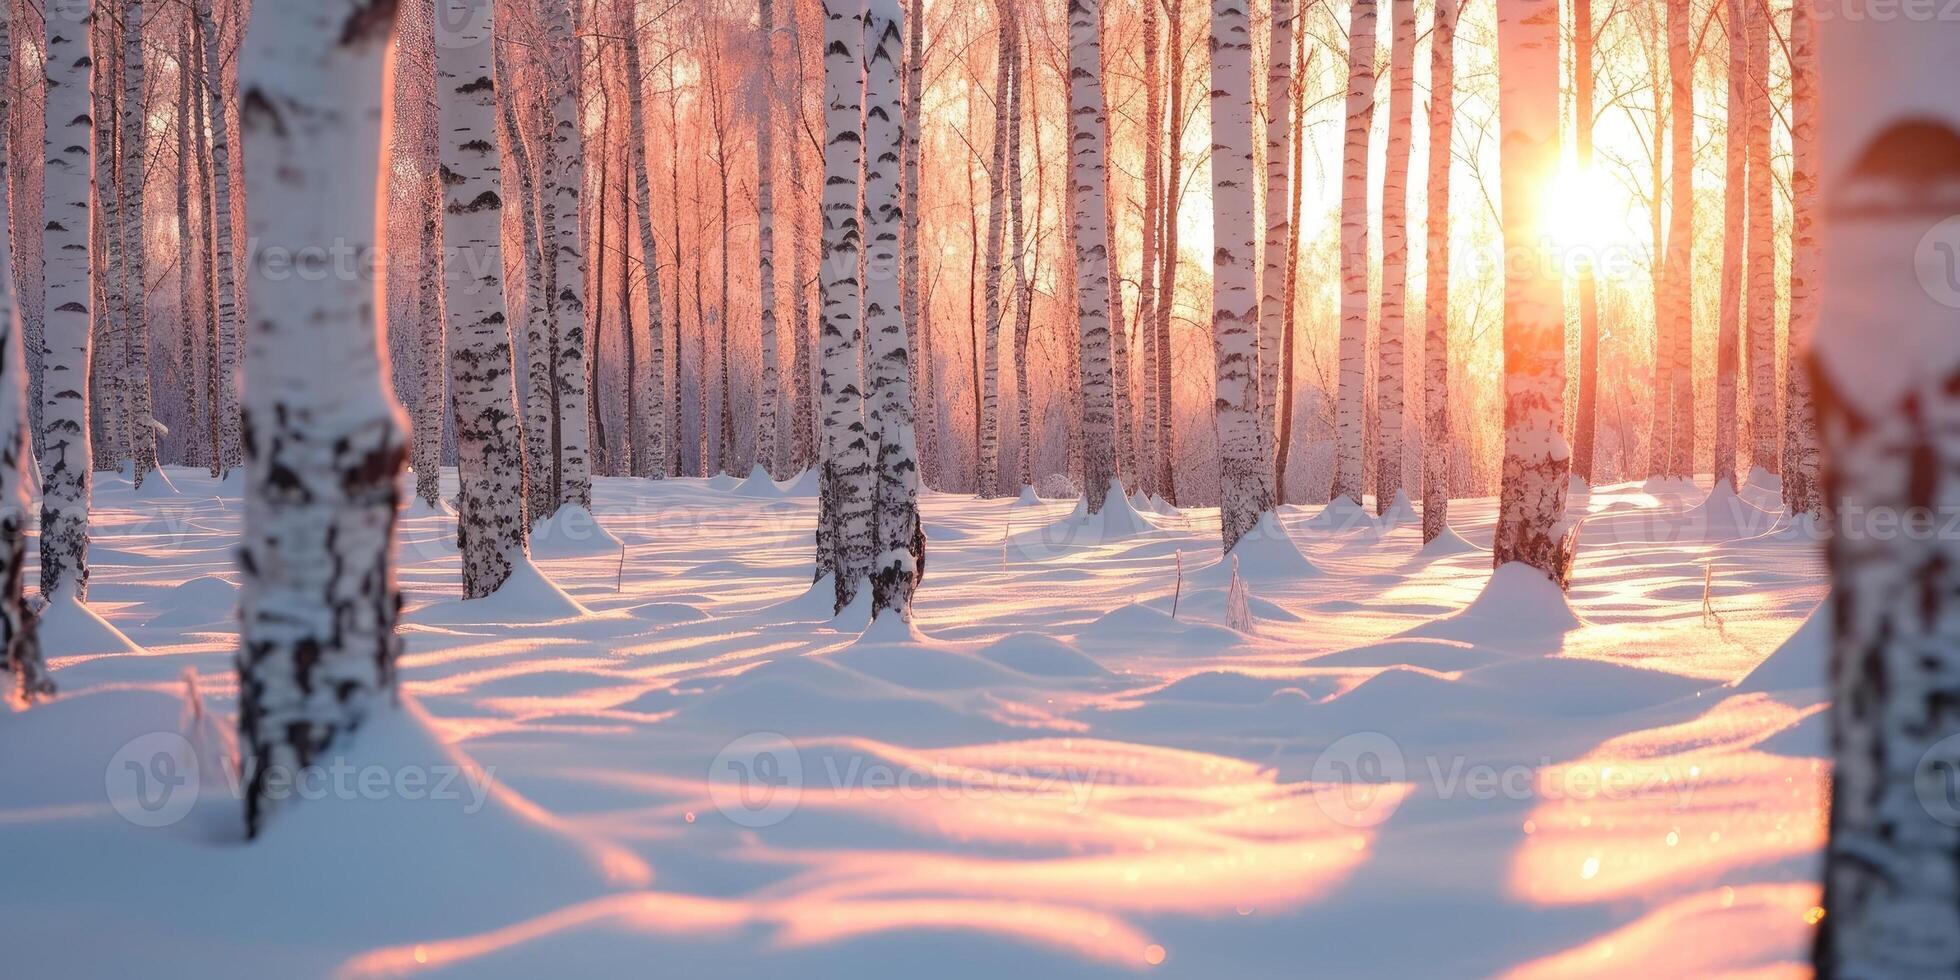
[1546,163,1644,264]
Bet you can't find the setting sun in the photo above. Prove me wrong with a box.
[1546,162,1645,262]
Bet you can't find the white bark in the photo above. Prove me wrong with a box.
[789,1,818,475]
[818,0,874,610]
[95,23,127,474]
[236,0,406,838]
[902,0,928,487]
[1714,0,1746,491]
[1210,0,1268,554]
[1572,0,1599,485]
[754,0,782,478]
[1811,13,1960,971]
[1069,0,1116,514]
[977,4,1010,496]
[1492,0,1572,587]
[175,27,202,472]
[1333,0,1376,506]
[439,0,529,599]
[865,0,921,620]
[1781,0,1820,517]
[412,175,446,510]
[38,0,94,601]
[1008,11,1033,492]
[1376,0,1414,513]
[1743,0,1776,477]
[1257,0,1294,493]
[1420,0,1456,545]
[541,0,590,510]
[196,0,241,478]
[1137,0,1162,498]
[621,0,666,480]
[118,0,156,486]
[0,5,48,700]
[1662,0,1694,479]
[495,57,556,527]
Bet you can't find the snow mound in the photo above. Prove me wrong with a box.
[705,473,741,491]
[1146,586,1302,623]
[1309,637,1519,672]
[529,504,626,558]
[1769,510,1830,544]
[764,573,845,622]
[778,468,820,497]
[623,601,709,624]
[1029,481,1158,550]
[39,594,144,657]
[1417,524,1482,558]
[1194,512,1321,586]
[1641,475,1699,495]
[1403,562,1582,649]
[413,557,592,624]
[1744,466,1783,494]
[1301,496,1377,533]
[129,467,182,499]
[1568,473,1593,495]
[1736,603,1829,694]
[1680,480,1781,543]
[1012,484,1043,508]
[831,633,1037,692]
[1149,494,1182,517]
[731,466,787,498]
[973,633,1113,678]
[1079,602,1243,650]
[1378,489,1419,526]
[139,576,238,628]
[1143,670,1298,705]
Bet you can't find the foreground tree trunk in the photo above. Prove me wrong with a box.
[818,0,874,610]
[1781,0,1821,518]
[1713,0,1746,492]
[1257,0,1294,496]
[1209,0,1268,553]
[497,57,558,526]
[1420,0,1457,544]
[542,0,591,509]
[1333,0,1377,506]
[0,4,49,700]
[38,0,94,602]
[439,0,530,598]
[1376,0,1414,514]
[1069,0,1117,514]
[1810,15,1960,971]
[864,0,922,620]
[236,0,406,839]
[1491,0,1572,587]
[1571,0,1599,486]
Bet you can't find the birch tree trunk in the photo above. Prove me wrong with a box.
[753,0,782,478]
[1662,0,1695,479]
[1209,0,1267,553]
[1421,0,1457,544]
[1276,32,1311,505]
[412,174,446,511]
[1376,0,1414,514]
[1571,0,1599,486]
[542,0,590,509]
[1810,15,1960,971]
[175,29,202,471]
[95,22,127,475]
[1154,0,1183,505]
[1333,0,1377,506]
[1137,0,1162,498]
[38,0,94,601]
[1743,0,1776,479]
[1714,0,1746,492]
[976,4,1010,497]
[236,0,406,839]
[1257,0,1294,494]
[497,59,556,526]
[901,0,928,487]
[1008,16,1034,493]
[118,0,156,487]
[620,0,666,480]
[1491,0,1573,588]
[1069,0,1117,514]
[0,3,49,699]
[789,1,818,476]
[197,0,241,478]
[1781,0,1821,518]
[865,0,922,620]
[439,0,530,599]
[818,0,874,610]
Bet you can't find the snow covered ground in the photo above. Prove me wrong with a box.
[0,467,1829,978]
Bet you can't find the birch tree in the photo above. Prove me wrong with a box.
[0,3,49,700]
[1810,14,1960,971]
[976,3,1011,496]
[1713,0,1746,493]
[901,0,928,486]
[117,0,157,487]
[1210,0,1268,553]
[1570,0,1599,486]
[541,0,591,509]
[1333,0,1377,507]
[1153,0,1185,505]
[864,0,922,619]
[1491,0,1572,587]
[38,0,95,602]
[1375,0,1414,514]
[496,56,557,526]
[620,0,666,480]
[818,0,874,610]
[1137,0,1162,497]
[1420,0,1457,544]
[788,0,818,475]
[1257,0,1294,493]
[1069,0,1116,513]
[197,0,241,478]
[1660,0,1694,479]
[753,0,782,477]
[1743,0,1776,479]
[1009,18,1035,493]
[439,0,530,598]
[1781,0,1820,518]
[412,174,446,511]
[235,0,405,838]
[1275,30,1311,504]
